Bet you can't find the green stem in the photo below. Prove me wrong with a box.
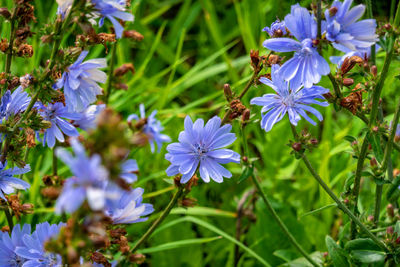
[365,0,375,64]
[52,146,58,176]
[251,176,319,266]
[374,185,383,226]
[3,6,17,94]
[4,207,13,230]
[105,41,117,104]
[381,97,400,172]
[316,0,322,53]
[290,124,388,252]
[130,186,184,253]
[328,73,342,99]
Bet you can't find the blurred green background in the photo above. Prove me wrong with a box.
[0,0,399,266]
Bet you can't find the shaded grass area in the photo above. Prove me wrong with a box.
[0,0,398,266]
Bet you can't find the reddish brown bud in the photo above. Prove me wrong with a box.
[367,215,374,222]
[129,254,146,264]
[41,186,61,200]
[341,56,363,74]
[343,198,349,204]
[310,138,318,145]
[224,84,233,102]
[114,63,135,76]
[250,49,260,71]
[371,65,377,77]
[383,23,392,30]
[329,6,338,16]
[387,204,395,218]
[370,157,377,167]
[1,226,10,233]
[241,109,250,124]
[242,156,248,162]
[372,126,379,133]
[274,29,283,37]
[181,197,197,207]
[0,8,11,19]
[323,252,329,257]
[123,30,144,41]
[387,226,394,235]
[292,142,302,151]
[312,39,319,46]
[343,78,354,86]
[267,54,281,65]
[393,168,400,177]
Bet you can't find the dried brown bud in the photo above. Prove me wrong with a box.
[267,54,281,65]
[181,197,197,207]
[241,109,250,124]
[322,92,333,100]
[25,127,36,147]
[343,78,354,86]
[1,226,10,233]
[292,142,302,152]
[0,39,9,53]
[312,39,319,46]
[119,236,130,253]
[109,228,127,239]
[123,30,144,41]
[114,63,135,76]
[223,84,233,102]
[21,203,34,214]
[329,6,338,16]
[67,246,79,264]
[250,49,260,71]
[384,23,392,30]
[310,138,318,145]
[229,99,246,120]
[129,254,146,264]
[242,156,248,162]
[185,174,199,191]
[387,226,394,235]
[0,8,11,19]
[341,56,363,74]
[17,43,33,58]
[41,186,61,200]
[370,65,377,77]
[91,252,110,267]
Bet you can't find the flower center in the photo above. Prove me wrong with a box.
[299,39,314,56]
[193,143,208,159]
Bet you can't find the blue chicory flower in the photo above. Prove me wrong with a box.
[250,64,330,132]
[73,104,106,131]
[54,51,107,113]
[263,4,330,89]
[56,0,73,19]
[0,161,30,201]
[55,139,114,214]
[0,86,31,121]
[263,19,287,37]
[92,0,134,38]
[15,222,64,267]
[0,224,31,266]
[127,104,171,153]
[120,159,138,184]
[165,116,240,183]
[38,102,81,148]
[105,187,154,224]
[325,0,378,52]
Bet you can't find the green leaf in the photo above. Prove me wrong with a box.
[350,250,385,265]
[137,236,222,254]
[366,133,383,162]
[325,236,350,267]
[273,249,298,262]
[237,166,253,183]
[344,238,382,252]
[298,204,337,219]
[343,135,357,143]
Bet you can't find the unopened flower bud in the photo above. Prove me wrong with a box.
[123,30,144,41]
[343,198,349,204]
[21,203,34,214]
[393,168,400,177]
[114,63,135,76]
[250,49,260,70]
[387,226,394,235]
[370,157,377,167]
[387,204,395,218]
[343,78,354,86]
[241,109,250,124]
[312,39,319,46]
[292,142,302,151]
[367,215,374,222]
[0,8,11,19]
[372,126,379,133]
[181,197,197,207]
[242,156,248,162]
[384,23,392,30]
[129,254,146,264]
[67,246,79,263]
[267,54,281,65]
[224,84,233,102]
[371,65,377,77]
[310,138,318,145]
[329,6,338,16]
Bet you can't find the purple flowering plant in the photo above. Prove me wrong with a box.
[1,0,400,266]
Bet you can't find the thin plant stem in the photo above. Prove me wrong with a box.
[53,146,58,176]
[241,126,318,266]
[316,0,322,53]
[328,73,342,99]
[3,6,17,94]
[374,185,383,226]
[290,124,388,252]
[105,41,117,104]
[130,186,184,253]
[381,97,400,172]
[365,0,376,64]
[251,175,319,266]
[4,207,13,230]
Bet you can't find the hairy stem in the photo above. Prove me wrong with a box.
[105,41,117,104]
[365,0,376,64]
[290,124,388,251]
[328,73,342,99]
[381,97,400,172]
[130,186,184,253]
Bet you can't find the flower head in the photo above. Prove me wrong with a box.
[56,0,73,19]
[250,64,329,132]
[127,104,171,153]
[325,0,378,52]
[0,161,30,201]
[263,19,287,37]
[165,116,240,183]
[74,104,106,131]
[38,102,80,148]
[263,4,330,89]
[0,86,31,121]
[120,159,138,184]
[54,51,107,112]
[105,188,153,224]
[0,224,31,266]
[55,139,112,213]
[15,222,64,267]
[92,0,134,38]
